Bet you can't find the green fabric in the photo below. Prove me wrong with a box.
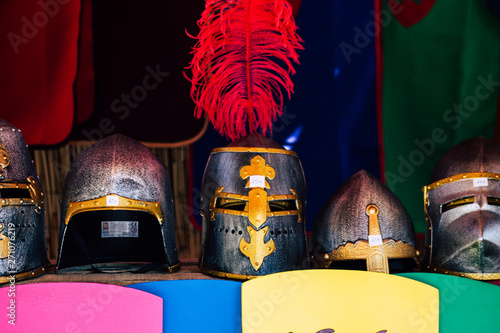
[382,1,500,233]
[398,273,500,332]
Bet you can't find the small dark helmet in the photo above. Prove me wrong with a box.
[423,136,500,280]
[57,134,179,272]
[199,134,308,279]
[0,120,47,283]
[312,170,418,273]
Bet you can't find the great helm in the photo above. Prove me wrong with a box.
[57,134,179,272]
[312,170,418,273]
[423,136,500,280]
[199,134,308,279]
[0,120,47,283]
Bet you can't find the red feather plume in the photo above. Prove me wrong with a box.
[187,0,303,141]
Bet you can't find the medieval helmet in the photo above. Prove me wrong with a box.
[57,134,179,272]
[0,120,47,283]
[312,170,418,273]
[199,134,308,279]
[423,136,500,280]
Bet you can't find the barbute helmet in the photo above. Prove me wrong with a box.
[57,134,179,272]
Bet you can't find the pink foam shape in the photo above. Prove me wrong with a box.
[0,282,162,332]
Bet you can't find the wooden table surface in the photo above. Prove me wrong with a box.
[15,258,218,286]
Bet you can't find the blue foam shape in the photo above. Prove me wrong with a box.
[128,279,242,333]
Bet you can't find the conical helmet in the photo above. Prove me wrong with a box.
[423,136,500,280]
[57,134,179,272]
[199,134,308,279]
[312,170,418,273]
[0,120,47,283]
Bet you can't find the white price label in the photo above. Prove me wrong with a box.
[249,175,266,188]
[106,195,120,206]
[473,178,488,187]
[101,221,139,238]
[368,235,383,246]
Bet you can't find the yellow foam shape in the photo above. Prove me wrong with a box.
[242,269,439,333]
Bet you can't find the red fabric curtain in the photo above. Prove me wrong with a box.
[0,0,82,146]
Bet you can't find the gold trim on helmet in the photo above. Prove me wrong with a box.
[199,267,258,280]
[429,265,500,281]
[240,226,276,271]
[211,147,297,156]
[165,262,181,273]
[64,194,163,225]
[315,240,417,273]
[424,172,500,193]
[0,142,11,180]
[0,264,48,284]
[0,222,8,259]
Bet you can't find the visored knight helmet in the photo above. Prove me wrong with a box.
[199,134,308,279]
[0,120,47,283]
[312,170,418,273]
[423,136,500,280]
[57,134,179,272]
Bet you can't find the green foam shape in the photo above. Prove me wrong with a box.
[398,272,500,332]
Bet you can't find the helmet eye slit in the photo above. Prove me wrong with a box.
[0,188,31,199]
[215,197,248,211]
[268,199,298,212]
[487,196,500,206]
[441,196,475,213]
[215,197,299,213]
